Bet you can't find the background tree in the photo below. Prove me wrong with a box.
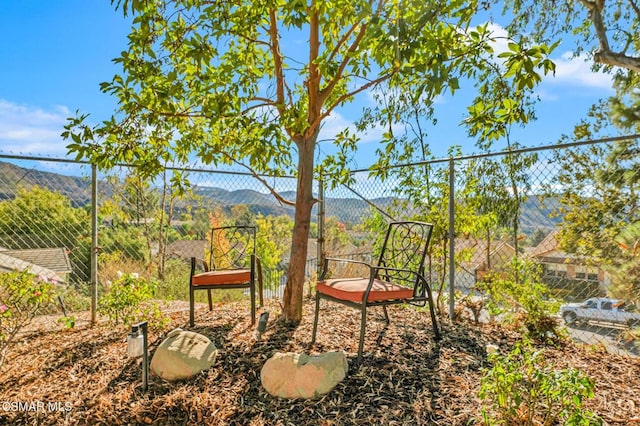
[499,0,639,138]
[0,186,90,282]
[545,103,640,301]
[255,214,293,289]
[499,0,640,299]
[499,0,640,73]
[104,171,187,279]
[230,205,255,228]
[64,0,555,322]
[191,208,210,239]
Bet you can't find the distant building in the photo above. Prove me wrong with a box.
[526,230,609,299]
[0,247,72,283]
[456,238,516,288]
[166,240,207,262]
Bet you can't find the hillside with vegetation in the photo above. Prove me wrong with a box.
[0,160,560,228]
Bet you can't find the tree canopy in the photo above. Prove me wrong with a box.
[64,0,556,321]
[499,0,640,73]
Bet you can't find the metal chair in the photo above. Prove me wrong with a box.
[189,225,263,326]
[311,221,441,361]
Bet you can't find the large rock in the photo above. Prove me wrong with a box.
[150,329,217,381]
[260,351,348,399]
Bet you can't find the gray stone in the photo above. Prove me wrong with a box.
[260,351,348,399]
[150,328,217,381]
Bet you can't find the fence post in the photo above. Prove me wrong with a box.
[448,158,455,321]
[317,174,325,281]
[90,164,98,326]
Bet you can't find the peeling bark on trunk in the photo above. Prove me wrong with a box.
[283,135,317,323]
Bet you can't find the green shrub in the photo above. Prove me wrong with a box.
[155,258,191,301]
[98,273,168,330]
[477,258,563,342]
[0,271,56,369]
[479,340,600,425]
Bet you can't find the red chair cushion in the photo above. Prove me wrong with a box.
[317,278,413,303]
[191,269,251,286]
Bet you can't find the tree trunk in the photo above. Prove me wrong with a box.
[282,135,317,323]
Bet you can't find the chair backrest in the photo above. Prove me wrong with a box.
[376,221,433,292]
[207,226,256,271]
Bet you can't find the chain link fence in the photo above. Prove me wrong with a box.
[323,136,640,356]
[1,136,639,355]
[0,155,313,312]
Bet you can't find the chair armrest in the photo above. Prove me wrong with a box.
[190,257,209,277]
[371,265,421,277]
[370,265,430,297]
[320,257,374,280]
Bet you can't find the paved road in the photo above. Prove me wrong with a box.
[563,320,639,357]
[456,290,639,357]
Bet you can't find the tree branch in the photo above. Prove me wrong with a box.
[324,21,360,66]
[578,0,640,72]
[268,9,286,113]
[319,0,386,105]
[307,1,322,138]
[241,98,278,115]
[629,0,640,20]
[312,72,394,130]
[318,22,368,106]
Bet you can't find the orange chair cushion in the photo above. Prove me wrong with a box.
[191,269,251,286]
[317,278,413,303]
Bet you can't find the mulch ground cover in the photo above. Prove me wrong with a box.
[1,298,639,425]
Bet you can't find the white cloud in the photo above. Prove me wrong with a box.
[545,52,613,90]
[0,100,71,156]
[485,23,510,55]
[480,23,613,91]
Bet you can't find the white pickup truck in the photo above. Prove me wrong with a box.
[560,298,640,328]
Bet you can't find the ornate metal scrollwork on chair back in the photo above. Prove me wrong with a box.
[376,221,433,296]
[207,226,256,271]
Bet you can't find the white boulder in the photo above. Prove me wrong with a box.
[150,329,217,381]
[260,351,348,399]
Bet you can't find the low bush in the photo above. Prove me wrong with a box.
[477,258,563,342]
[479,340,600,425]
[0,271,56,369]
[98,273,168,330]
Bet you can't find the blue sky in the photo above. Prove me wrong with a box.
[0,2,616,174]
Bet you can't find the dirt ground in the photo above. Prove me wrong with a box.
[1,299,639,425]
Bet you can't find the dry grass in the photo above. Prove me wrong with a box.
[1,299,639,425]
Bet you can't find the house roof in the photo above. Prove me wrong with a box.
[526,230,585,263]
[166,240,207,260]
[0,252,63,283]
[282,240,319,262]
[456,238,516,273]
[0,248,72,273]
[527,230,560,258]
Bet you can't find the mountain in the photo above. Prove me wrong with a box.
[0,160,563,228]
[519,195,563,233]
[193,187,295,218]
[0,161,90,207]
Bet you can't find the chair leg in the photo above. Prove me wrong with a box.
[382,305,390,324]
[257,259,264,307]
[357,305,367,362]
[207,289,213,311]
[250,282,256,326]
[189,284,195,327]
[425,287,441,340]
[311,292,320,345]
